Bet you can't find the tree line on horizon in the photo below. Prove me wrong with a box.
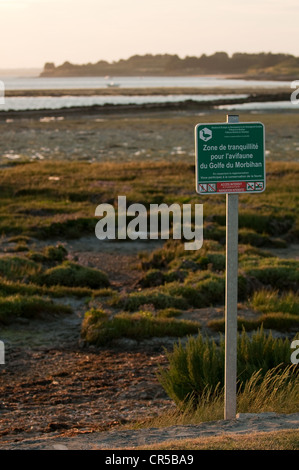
[40,51,299,78]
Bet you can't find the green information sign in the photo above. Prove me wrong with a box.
[195,122,265,194]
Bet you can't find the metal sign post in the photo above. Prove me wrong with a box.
[194,114,266,420]
[224,114,239,419]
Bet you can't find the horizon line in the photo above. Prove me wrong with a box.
[1,49,298,71]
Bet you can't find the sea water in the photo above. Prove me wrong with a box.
[0,75,292,112]
[2,75,291,91]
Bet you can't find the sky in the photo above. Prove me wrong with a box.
[0,0,299,69]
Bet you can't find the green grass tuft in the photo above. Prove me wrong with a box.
[81,308,201,345]
[0,294,72,324]
[36,261,110,289]
[0,256,42,281]
[114,291,189,312]
[250,289,299,315]
[27,244,68,263]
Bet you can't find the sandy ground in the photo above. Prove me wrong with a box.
[2,413,299,450]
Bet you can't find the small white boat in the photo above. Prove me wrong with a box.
[106,81,120,88]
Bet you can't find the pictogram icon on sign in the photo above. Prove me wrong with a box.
[246,182,255,191]
[255,182,264,191]
[208,183,216,192]
[198,183,207,192]
[199,127,212,142]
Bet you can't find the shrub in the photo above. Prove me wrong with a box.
[238,245,272,259]
[0,256,42,281]
[140,240,185,270]
[37,261,110,288]
[0,294,72,324]
[138,269,165,287]
[170,253,226,273]
[197,253,225,271]
[216,212,294,237]
[119,291,189,311]
[239,229,270,247]
[250,290,299,316]
[0,278,112,299]
[139,268,188,287]
[34,217,96,239]
[81,309,201,345]
[44,244,68,262]
[8,235,31,244]
[203,225,226,244]
[123,278,220,313]
[164,269,189,283]
[157,334,224,405]
[208,313,299,333]
[12,243,29,252]
[157,328,294,406]
[165,276,225,308]
[246,260,299,290]
[27,244,68,263]
[27,252,49,263]
[141,365,299,429]
[258,313,299,331]
[157,308,182,318]
[236,327,293,377]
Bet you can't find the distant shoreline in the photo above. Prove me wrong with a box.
[0,89,292,120]
[38,74,297,82]
[38,51,299,80]
[4,86,291,98]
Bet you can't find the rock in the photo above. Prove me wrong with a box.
[52,444,68,450]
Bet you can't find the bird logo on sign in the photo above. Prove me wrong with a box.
[199,127,212,142]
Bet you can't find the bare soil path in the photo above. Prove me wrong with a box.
[0,239,174,448]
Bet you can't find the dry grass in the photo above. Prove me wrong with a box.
[123,429,299,450]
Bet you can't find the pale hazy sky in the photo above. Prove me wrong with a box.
[1,0,298,69]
